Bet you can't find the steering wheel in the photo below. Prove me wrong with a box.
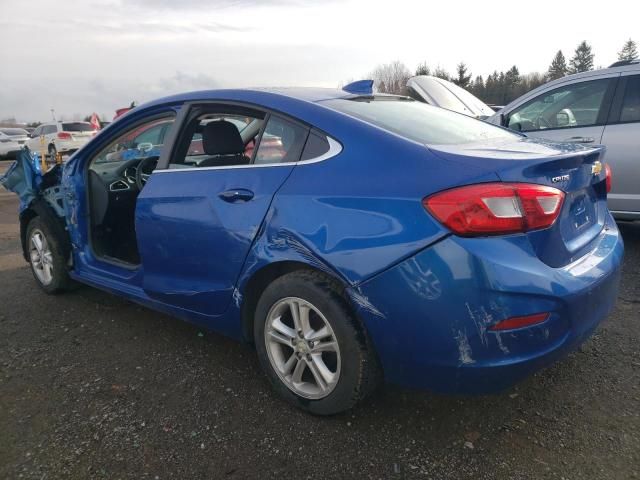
[136,156,158,190]
[535,115,552,129]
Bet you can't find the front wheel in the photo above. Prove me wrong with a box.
[26,217,71,293]
[254,270,380,415]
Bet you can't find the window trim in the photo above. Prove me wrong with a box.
[505,77,618,133]
[154,137,343,173]
[154,100,342,172]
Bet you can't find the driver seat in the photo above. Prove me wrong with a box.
[198,121,249,167]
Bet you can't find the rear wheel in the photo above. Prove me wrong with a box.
[254,270,380,415]
[26,217,71,293]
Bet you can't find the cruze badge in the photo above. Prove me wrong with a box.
[552,174,570,183]
[591,161,603,175]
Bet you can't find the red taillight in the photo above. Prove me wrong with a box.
[57,132,72,140]
[489,313,549,331]
[605,163,612,193]
[423,183,565,236]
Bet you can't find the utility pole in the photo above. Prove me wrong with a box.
[50,108,56,121]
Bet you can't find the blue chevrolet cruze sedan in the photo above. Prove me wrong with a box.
[1,80,623,414]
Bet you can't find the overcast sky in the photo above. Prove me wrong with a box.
[0,0,637,122]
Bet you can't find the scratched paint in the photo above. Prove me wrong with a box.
[347,287,386,319]
[232,287,243,309]
[494,332,510,354]
[453,329,475,365]
[466,302,494,347]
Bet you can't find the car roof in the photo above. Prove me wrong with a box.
[492,61,640,117]
[554,61,640,83]
[140,87,360,110]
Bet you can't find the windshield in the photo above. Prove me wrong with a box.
[324,97,520,145]
[62,122,94,132]
[0,128,28,136]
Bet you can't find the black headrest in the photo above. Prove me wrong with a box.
[202,121,244,155]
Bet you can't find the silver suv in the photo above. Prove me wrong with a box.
[485,60,640,221]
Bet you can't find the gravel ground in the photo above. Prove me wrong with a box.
[1,162,638,479]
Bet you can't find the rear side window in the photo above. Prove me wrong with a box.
[620,76,640,123]
[43,125,57,134]
[325,97,519,145]
[254,116,308,164]
[301,132,330,161]
[62,122,94,132]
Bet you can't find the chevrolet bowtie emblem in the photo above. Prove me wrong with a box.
[591,161,603,175]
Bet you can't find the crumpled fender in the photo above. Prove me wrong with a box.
[0,149,42,212]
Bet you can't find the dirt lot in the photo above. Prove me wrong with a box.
[1,161,638,479]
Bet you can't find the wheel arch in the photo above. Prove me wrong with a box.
[239,260,349,344]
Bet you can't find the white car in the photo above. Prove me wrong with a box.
[0,128,30,159]
[26,121,96,160]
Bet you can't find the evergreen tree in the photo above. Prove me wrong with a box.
[547,50,568,80]
[433,66,450,81]
[453,62,472,88]
[415,62,430,76]
[618,39,638,61]
[471,75,485,98]
[569,41,594,73]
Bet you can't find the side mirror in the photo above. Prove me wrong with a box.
[499,113,506,127]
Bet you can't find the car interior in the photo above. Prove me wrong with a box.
[87,106,309,266]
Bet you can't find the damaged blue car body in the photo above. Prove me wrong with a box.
[1,84,623,411]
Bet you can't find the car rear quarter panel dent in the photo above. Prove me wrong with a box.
[353,218,622,392]
[255,130,498,286]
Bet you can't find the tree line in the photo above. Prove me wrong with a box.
[370,39,638,106]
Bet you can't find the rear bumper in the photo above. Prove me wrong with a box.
[353,213,624,394]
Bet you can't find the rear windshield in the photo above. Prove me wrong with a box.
[0,128,28,136]
[324,97,519,145]
[62,122,94,132]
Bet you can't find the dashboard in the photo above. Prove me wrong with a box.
[90,156,156,192]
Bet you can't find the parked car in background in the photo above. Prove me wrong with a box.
[408,60,640,220]
[1,82,623,414]
[0,128,30,159]
[26,121,96,160]
[407,75,496,118]
[486,60,640,220]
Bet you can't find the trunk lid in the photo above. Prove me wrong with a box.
[429,137,609,267]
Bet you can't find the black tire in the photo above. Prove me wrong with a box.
[25,216,72,294]
[48,144,57,162]
[254,270,381,415]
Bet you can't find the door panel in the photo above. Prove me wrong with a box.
[600,122,640,214]
[135,165,294,316]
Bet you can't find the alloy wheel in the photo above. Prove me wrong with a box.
[264,297,341,399]
[29,229,54,285]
